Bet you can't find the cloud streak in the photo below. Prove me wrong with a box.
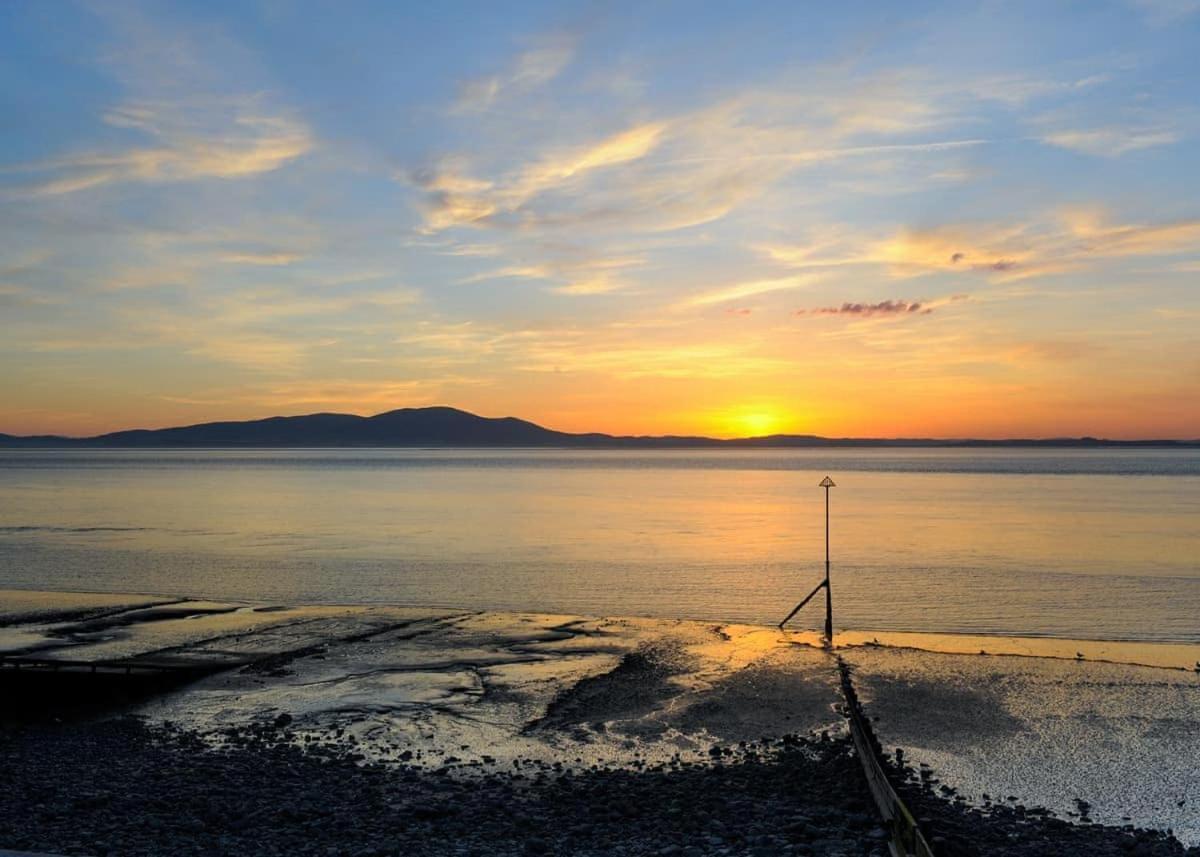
[453,38,575,112]
[411,71,996,235]
[218,250,305,266]
[462,253,645,295]
[411,121,667,231]
[681,274,825,308]
[761,209,1200,283]
[5,99,312,198]
[1040,126,1179,157]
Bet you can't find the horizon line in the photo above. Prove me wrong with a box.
[2,405,1199,446]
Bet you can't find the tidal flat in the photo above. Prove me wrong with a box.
[1,591,1198,855]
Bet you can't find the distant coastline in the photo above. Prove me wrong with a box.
[2,406,1198,448]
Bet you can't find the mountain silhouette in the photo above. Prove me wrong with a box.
[0,406,1195,448]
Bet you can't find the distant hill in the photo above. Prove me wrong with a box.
[0,406,1197,448]
[0,408,569,448]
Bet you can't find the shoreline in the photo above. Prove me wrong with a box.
[4,588,1198,670]
[2,590,1198,852]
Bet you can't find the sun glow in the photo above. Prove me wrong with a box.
[731,411,783,437]
[702,404,806,439]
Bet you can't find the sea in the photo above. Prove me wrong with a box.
[1,447,1198,643]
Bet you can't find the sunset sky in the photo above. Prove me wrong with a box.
[2,1,1198,439]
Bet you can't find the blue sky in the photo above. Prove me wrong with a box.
[2,1,1198,437]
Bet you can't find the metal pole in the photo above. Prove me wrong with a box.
[824,484,832,644]
[778,475,836,633]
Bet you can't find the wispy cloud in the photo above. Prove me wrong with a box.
[2,2,313,199]
[99,265,196,292]
[0,284,60,308]
[391,317,786,380]
[5,4,1199,439]
[1040,126,1179,157]
[434,242,504,258]
[452,38,575,112]
[218,250,306,266]
[876,226,1066,280]
[963,73,1110,108]
[411,70,994,235]
[680,274,825,308]
[463,253,645,295]
[5,99,312,198]
[760,209,1200,283]
[1061,207,1200,255]
[410,122,666,231]
[32,283,421,374]
[185,335,315,371]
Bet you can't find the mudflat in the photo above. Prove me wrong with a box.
[1,592,1197,855]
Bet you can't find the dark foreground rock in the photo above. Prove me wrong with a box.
[1,718,881,857]
[1,717,1196,857]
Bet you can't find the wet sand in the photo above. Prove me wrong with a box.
[2,590,1198,855]
[843,645,1200,845]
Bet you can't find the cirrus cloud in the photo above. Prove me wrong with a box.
[4,98,312,198]
[452,38,575,113]
[759,209,1200,283]
[1040,126,1179,157]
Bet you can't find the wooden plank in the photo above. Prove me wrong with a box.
[0,653,237,676]
[838,657,937,857]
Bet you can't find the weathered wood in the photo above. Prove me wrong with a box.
[838,657,936,857]
[0,654,236,677]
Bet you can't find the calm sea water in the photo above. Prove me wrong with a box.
[1,448,1198,642]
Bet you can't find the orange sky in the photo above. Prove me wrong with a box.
[3,3,1199,440]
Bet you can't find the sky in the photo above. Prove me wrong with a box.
[1,1,1198,439]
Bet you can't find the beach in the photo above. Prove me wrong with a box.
[2,591,1197,855]
[7,0,1200,851]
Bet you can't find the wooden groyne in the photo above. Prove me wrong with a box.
[838,657,936,857]
[0,654,234,677]
[0,653,238,718]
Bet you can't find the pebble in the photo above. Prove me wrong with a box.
[2,716,1195,857]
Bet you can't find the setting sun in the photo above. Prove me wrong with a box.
[710,409,793,438]
[738,412,779,436]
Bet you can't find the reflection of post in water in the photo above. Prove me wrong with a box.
[778,476,836,646]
